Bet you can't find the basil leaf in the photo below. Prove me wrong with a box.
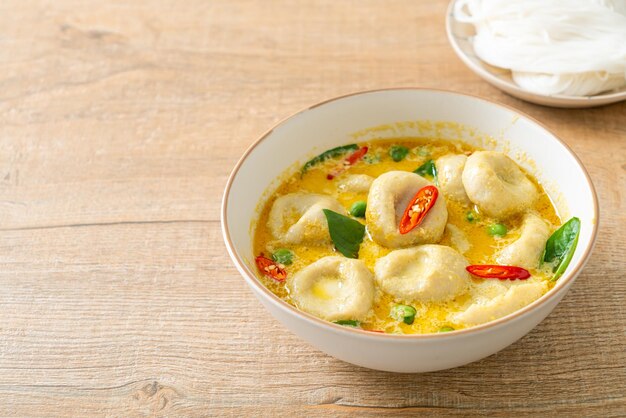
[302,144,359,173]
[414,159,438,185]
[323,209,365,259]
[333,319,360,327]
[543,217,581,281]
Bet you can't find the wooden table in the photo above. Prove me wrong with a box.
[1,1,624,416]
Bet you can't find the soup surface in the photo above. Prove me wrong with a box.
[253,137,563,334]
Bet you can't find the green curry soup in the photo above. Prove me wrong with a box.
[252,137,577,334]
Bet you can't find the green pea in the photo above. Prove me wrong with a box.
[390,304,417,325]
[487,223,507,237]
[334,319,360,327]
[466,211,478,223]
[389,145,409,162]
[349,201,367,218]
[439,326,455,333]
[271,248,294,265]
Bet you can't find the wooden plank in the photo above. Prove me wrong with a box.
[0,0,624,416]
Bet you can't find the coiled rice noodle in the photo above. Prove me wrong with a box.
[454,0,626,96]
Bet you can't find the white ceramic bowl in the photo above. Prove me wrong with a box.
[445,0,626,108]
[221,89,598,373]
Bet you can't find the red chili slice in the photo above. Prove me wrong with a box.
[327,146,368,180]
[255,255,287,282]
[399,185,438,234]
[466,265,531,280]
[368,330,386,334]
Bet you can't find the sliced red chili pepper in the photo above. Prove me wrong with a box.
[327,146,368,180]
[255,255,287,282]
[466,265,531,280]
[368,329,386,333]
[399,185,438,234]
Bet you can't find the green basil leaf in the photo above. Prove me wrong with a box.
[323,209,365,259]
[414,159,438,185]
[302,144,359,173]
[333,319,360,327]
[543,217,581,281]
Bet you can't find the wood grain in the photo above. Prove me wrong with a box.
[0,0,624,416]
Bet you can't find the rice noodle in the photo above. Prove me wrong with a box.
[454,0,626,96]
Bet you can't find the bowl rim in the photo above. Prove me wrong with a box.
[221,87,599,339]
[444,0,626,104]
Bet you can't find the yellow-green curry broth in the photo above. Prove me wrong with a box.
[253,137,561,334]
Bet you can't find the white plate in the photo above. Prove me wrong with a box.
[445,0,626,108]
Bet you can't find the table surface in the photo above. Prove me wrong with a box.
[1,0,624,416]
